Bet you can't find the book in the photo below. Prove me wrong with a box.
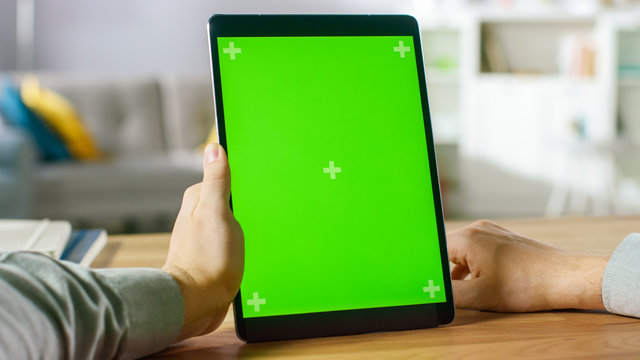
[0,219,71,258]
[0,219,107,266]
[481,25,509,73]
[60,229,107,266]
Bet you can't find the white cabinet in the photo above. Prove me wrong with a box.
[421,10,640,216]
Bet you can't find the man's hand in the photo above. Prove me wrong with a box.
[162,144,244,341]
[448,220,608,312]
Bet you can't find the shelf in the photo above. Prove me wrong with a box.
[426,72,460,85]
[476,73,596,84]
[619,78,640,87]
[434,138,459,146]
[477,73,559,83]
[475,11,597,24]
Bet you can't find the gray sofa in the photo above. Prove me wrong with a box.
[4,73,216,232]
[0,126,34,218]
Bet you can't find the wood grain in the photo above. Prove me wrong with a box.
[150,309,640,360]
[93,233,170,269]
[95,216,640,359]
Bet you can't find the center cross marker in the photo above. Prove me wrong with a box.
[423,280,441,299]
[323,161,342,180]
[223,42,242,60]
[247,292,266,312]
[393,40,411,58]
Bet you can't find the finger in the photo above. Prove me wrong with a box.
[451,264,471,280]
[446,231,470,267]
[199,143,231,210]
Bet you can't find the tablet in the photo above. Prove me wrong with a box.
[208,14,454,342]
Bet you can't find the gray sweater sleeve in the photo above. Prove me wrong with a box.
[602,233,640,318]
[0,252,184,359]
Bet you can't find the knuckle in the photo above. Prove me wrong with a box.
[184,183,201,198]
[472,219,495,228]
[195,200,226,218]
[204,164,227,182]
[203,177,226,191]
[459,225,481,238]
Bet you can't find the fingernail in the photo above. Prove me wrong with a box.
[205,144,219,163]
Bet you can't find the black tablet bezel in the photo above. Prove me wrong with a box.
[208,14,454,343]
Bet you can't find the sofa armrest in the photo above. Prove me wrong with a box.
[0,128,34,167]
[0,127,35,218]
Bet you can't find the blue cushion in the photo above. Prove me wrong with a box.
[0,79,70,162]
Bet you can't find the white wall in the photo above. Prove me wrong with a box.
[31,0,414,74]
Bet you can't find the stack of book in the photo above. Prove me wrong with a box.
[0,219,107,266]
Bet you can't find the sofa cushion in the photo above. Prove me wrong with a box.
[21,75,102,161]
[0,128,34,218]
[34,155,202,221]
[0,169,25,217]
[160,74,215,152]
[0,80,71,162]
[34,74,166,157]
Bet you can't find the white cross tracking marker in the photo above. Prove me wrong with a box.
[423,280,441,299]
[223,42,242,60]
[323,161,342,180]
[393,40,411,58]
[247,292,266,312]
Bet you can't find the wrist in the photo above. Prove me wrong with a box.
[546,253,609,311]
[162,265,230,341]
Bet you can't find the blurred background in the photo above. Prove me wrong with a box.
[1,0,640,233]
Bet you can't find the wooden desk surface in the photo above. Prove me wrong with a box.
[94,216,640,359]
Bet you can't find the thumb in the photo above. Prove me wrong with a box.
[200,143,231,208]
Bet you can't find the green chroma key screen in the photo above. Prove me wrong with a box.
[217,35,445,318]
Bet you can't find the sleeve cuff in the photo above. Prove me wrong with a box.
[602,233,640,318]
[96,268,184,359]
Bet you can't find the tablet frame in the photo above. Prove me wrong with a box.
[208,14,454,342]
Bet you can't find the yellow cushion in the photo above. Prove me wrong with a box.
[21,75,102,160]
[204,123,218,145]
[197,122,218,152]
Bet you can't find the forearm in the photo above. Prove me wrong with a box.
[0,252,184,359]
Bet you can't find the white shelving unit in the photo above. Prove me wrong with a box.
[421,27,462,145]
[419,8,640,217]
[615,24,640,144]
[419,24,465,217]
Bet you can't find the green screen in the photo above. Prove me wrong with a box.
[217,36,445,318]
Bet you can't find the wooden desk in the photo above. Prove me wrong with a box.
[94,216,640,359]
